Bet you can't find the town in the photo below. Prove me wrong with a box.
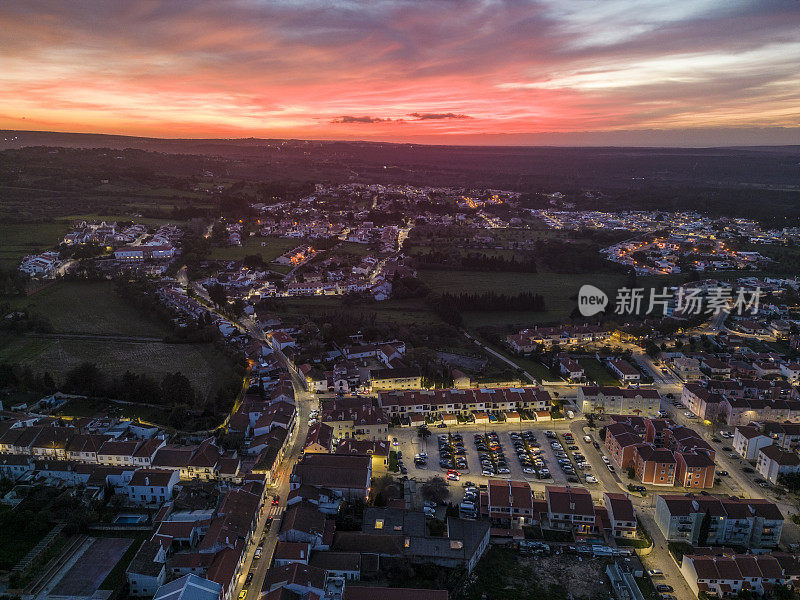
[3,173,800,600]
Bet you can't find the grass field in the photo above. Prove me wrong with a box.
[0,335,56,363]
[210,236,299,263]
[336,241,372,257]
[0,222,71,266]
[579,358,621,386]
[278,296,443,328]
[12,281,170,337]
[26,338,232,398]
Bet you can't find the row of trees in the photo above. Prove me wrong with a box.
[439,291,546,312]
[413,251,538,273]
[60,362,197,406]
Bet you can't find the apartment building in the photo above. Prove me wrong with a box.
[655,494,783,548]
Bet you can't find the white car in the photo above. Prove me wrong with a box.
[585,475,598,484]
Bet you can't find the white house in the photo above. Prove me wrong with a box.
[127,468,180,506]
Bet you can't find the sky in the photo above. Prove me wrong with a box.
[1,0,799,146]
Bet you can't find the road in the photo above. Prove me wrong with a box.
[228,316,319,599]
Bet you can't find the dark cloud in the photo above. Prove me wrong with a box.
[331,115,391,124]
[408,112,472,120]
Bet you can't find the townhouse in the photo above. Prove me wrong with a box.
[98,439,142,466]
[602,492,638,539]
[484,479,543,527]
[545,486,596,534]
[65,433,111,463]
[680,552,800,597]
[655,494,784,548]
[378,387,552,420]
[578,386,661,417]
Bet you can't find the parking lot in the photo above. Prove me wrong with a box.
[391,421,590,492]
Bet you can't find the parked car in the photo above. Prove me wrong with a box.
[657,585,674,593]
[245,573,254,586]
[648,569,664,577]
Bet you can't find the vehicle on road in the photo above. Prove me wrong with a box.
[254,547,262,559]
[239,591,247,600]
[272,495,280,505]
[657,585,674,593]
[648,569,664,577]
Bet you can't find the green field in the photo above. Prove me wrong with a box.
[210,236,299,262]
[12,281,170,337]
[0,222,70,266]
[336,241,372,257]
[579,358,621,386]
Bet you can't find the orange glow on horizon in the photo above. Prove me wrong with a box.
[1,2,798,145]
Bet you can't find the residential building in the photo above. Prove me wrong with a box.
[756,445,800,484]
[733,426,773,460]
[578,386,661,416]
[290,453,372,501]
[655,494,783,548]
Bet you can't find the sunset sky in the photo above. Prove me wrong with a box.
[1,1,799,145]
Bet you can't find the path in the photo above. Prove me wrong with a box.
[460,329,537,384]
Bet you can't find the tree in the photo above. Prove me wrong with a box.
[627,466,636,480]
[207,283,227,308]
[420,476,450,505]
[161,372,195,406]
[698,508,712,546]
[211,221,228,245]
[63,362,105,396]
[417,426,431,440]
